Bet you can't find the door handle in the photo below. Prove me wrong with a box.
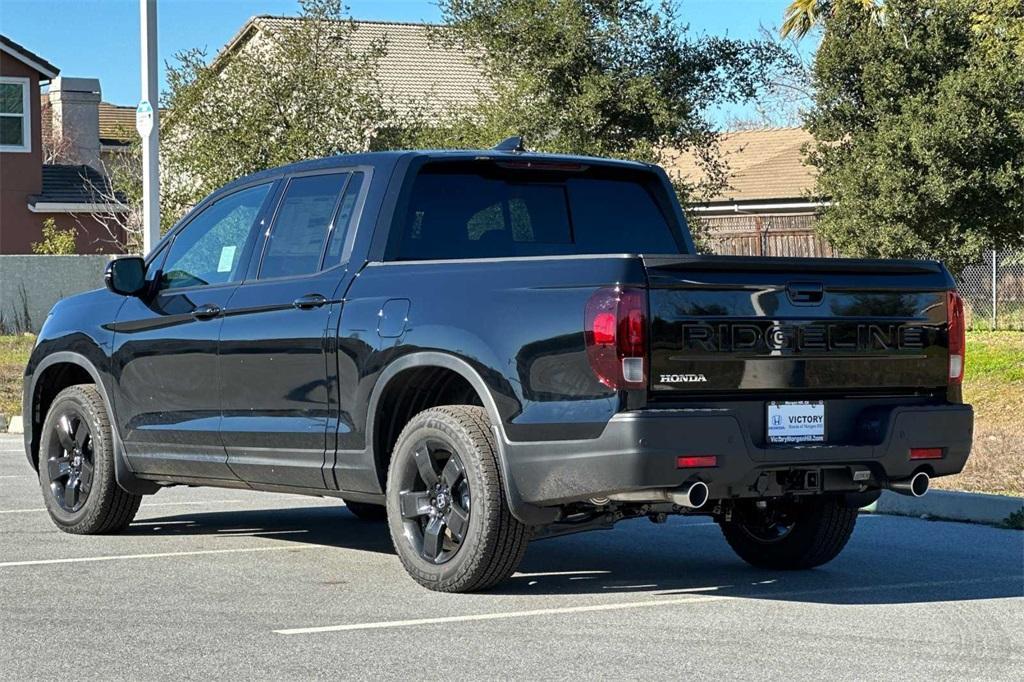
[190,303,223,320]
[293,293,328,310]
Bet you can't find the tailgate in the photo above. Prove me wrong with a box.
[644,255,955,395]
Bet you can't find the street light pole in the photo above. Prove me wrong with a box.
[137,0,161,255]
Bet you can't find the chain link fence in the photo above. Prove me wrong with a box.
[956,249,1024,331]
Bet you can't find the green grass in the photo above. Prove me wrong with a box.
[962,331,1024,382]
[0,334,34,418]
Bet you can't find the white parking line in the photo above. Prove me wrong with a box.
[0,545,323,568]
[0,493,331,509]
[273,575,1023,635]
[0,474,31,479]
[0,499,251,514]
[276,595,727,634]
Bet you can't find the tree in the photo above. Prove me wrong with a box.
[806,0,1024,273]
[410,0,787,208]
[80,141,144,253]
[31,218,77,255]
[161,0,397,222]
[781,0,882,39]
[39,100,77,165]
[724,26,815,130]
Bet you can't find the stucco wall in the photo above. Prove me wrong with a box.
[0,55,45,254]
[0,254,115,332]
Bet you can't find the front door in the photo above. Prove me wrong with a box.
[219,171,364,488]
[111,182,274,480]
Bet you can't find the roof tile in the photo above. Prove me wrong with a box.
[665,127,816,202]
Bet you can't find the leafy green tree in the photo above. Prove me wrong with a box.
[410,0,787,208]
[806,0,1024,272]
[31,218,77,255]
[161,0,396,220]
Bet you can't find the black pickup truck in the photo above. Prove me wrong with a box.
[23,143,973,592]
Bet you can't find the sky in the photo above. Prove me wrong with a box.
[0,0,798,114]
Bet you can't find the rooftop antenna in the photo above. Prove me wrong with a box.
[493,135,526,152]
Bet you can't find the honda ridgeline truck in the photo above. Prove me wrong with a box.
[22,142,973,592]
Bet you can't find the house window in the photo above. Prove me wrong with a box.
[0,77,31,153]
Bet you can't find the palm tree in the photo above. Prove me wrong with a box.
[781,0,882,39]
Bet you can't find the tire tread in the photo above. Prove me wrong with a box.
[719,496,857,570]
[387,405,529,592]
[40,384,142,534]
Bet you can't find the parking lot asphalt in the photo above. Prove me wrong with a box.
[1,433,1022,681]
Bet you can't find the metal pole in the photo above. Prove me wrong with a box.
[991,250,997,330]
[139,0,161,255]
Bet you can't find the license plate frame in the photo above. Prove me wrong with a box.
[767,401,826,444]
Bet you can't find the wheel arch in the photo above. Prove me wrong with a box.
[27,352,158,495]
[366,351,557,525]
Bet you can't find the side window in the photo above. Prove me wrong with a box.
[322,172,364,267]
[159,183,271,290]
[259,173,348,279]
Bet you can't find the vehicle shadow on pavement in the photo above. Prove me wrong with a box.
[124,505,397,556]
[498,516,1024,605]
[126,507,1024,606]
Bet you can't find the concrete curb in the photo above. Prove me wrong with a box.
[6,415,23,434]
[863,489,1023,527]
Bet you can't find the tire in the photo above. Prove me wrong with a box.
[37,384,142,534]
[385,405,529,592]
[342,499,387,522]
[718,495,857,570]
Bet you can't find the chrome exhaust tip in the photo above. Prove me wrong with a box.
[672,481,709,509]
[889,471,930,498]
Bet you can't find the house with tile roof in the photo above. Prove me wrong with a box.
[666,127,832,257]
[1,34,126,254]
[217,17,489,116]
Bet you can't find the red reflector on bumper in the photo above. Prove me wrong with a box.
[677,455,717,469]
[910,447,943,460]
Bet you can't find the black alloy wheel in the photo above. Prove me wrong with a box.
[38,384,142,534]
[46,411,95,513]
[386,406,530,592]
[736,500,797,544]
[398,438,472,564]
[718,495,858,570]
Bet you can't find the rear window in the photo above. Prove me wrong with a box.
[393,162,685,260]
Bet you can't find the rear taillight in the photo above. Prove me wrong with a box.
[677,455,718,469]
[910,447,943,460]
[947,291,965,384]
[585,286,647,389]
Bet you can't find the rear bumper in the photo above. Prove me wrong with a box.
[501,403,973,506]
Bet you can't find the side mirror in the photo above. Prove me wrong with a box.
[105,257,147,296]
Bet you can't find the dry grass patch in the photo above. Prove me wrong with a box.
[0,334,34,417]
[934,332,1023,495]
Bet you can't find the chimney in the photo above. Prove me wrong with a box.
[47,77,101,170]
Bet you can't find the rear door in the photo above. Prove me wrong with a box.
[219,170,366,488]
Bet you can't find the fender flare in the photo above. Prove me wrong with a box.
[28,351,160,496]
[367,352,559,526]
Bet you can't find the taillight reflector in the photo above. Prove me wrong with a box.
[910,447,943,460]
[677,455,718,469]
[585,286,648,389]
[947,291,966,384]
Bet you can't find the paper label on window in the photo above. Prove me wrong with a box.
[217,245,237,272]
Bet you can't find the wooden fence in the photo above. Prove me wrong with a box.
[697,213,835,258]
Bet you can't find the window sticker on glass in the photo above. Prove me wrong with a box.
[217,245,237,273]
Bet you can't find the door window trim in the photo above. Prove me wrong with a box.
[250,165,372,284]
[152,180,277,295]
